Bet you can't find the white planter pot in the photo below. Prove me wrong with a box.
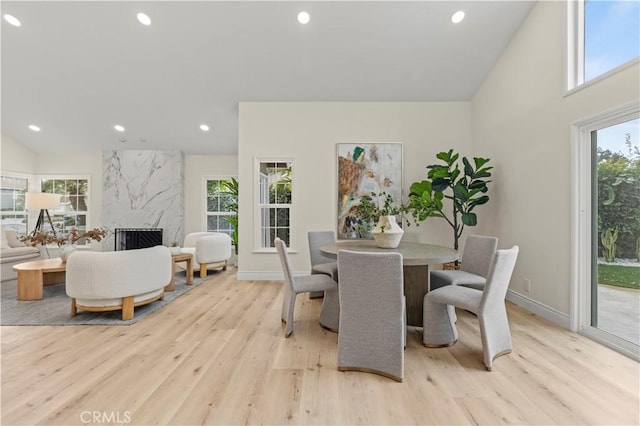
[371,215,404,248]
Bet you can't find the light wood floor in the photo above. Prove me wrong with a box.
[1,269,639,425]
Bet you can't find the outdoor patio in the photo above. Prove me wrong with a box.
[598,282,640,346]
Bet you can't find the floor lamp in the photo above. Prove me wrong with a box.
[25,192,61,236]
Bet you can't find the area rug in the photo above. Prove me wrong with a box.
[1,271,208,326]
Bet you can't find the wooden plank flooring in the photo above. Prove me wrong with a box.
[1,269,639,425]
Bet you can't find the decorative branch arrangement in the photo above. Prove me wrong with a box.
[21,226,109,247]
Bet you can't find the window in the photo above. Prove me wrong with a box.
[40,177,89,242]
[256,160,293,248]
[568,0,640,89]
[205,177,236,239]
[0,175,29,234]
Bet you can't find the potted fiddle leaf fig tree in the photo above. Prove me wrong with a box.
[406,149,492,254]
[221,178,239,256]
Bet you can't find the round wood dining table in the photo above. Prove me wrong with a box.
[319,240,458,327]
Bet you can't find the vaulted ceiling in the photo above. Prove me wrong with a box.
[1,1,534,155]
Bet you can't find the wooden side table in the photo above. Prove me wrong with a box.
[13,258,67,300]
[166,252,194,291]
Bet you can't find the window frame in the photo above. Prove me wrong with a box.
[566,0,640,93]
[571,101,640,360]
[202,175,237,238]
[0,172,30,236]
[253,157,295,252]
[38,175,92,245]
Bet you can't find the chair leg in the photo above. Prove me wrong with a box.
[200,264,207,278]
[478,309,512,370]
[422,299,457,347]
[280,284,297,338]
[285,292,297,338]
[281,285,291,322]
[122,296,134,320]
[70,298,78,316]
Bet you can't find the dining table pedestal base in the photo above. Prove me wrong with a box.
[403,265,429,327]
[319,240,458,329]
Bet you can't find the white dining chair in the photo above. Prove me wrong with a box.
[308,231,339,280]
[337,249,405,382]
[430,235,498,291]
[275,238,340,337]
[423,246,519,371]
[307,231,339,299]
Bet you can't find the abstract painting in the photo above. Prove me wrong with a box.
[337,143,402,239]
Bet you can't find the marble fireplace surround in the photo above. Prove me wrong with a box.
[102,150,184,250]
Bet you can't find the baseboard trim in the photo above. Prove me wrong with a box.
[237,271,280,281]
[236,271,309,281]
[507,290,570,329]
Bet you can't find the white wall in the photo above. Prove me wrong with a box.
[183,155,238,236]
[237,102,472,280]
[0,135,37,174]
[471,1,640,323]
[0,142,104,250]
[1,139,238,246]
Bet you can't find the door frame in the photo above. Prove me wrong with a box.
[570,101,639,360]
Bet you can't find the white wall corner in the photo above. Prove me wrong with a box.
[507,289,571,329]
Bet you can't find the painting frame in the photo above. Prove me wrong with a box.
[336,142,403,240]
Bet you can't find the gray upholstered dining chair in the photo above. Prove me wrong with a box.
[430,235,498,291]
[308,231,339,280]
[275,238,340,338]
[337,250,405,382]
[422,246,519,371]
[307,231,339,298]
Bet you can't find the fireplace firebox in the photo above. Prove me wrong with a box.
[115,228,163,251]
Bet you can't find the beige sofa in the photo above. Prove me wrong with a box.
[1,228,42,281]
[65,246,172,320]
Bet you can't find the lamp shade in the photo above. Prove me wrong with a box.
[25,192,61,210]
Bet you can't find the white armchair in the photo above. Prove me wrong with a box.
[180,232,232,278]
[66,246,172,320]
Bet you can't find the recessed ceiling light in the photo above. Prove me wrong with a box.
[120,138,127,143]
[451,11,465,24]
[140,138,147,143]
[137,13,151,26]
[297,11,310,25]
[28,124,41,132]
[114,125,125,132]
[3,14,21,27]
[199,124,210,132]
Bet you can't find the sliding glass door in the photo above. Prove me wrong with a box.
[589,116,639,352]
